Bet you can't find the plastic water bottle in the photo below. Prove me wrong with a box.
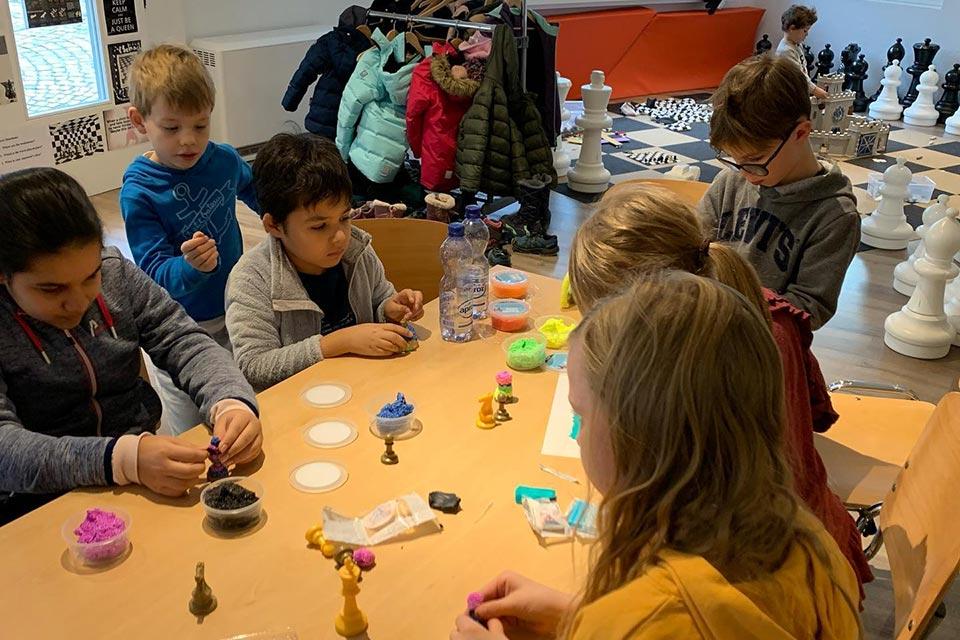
[462,205,489,319]
[439,223,474,342]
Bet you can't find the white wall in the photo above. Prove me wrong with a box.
[183,0,351,39]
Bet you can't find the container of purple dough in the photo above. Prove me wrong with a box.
[61,507,131,565]
[201,476,264,531]
[367,392,416,436]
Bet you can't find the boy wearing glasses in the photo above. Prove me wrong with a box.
[698,55,860,329]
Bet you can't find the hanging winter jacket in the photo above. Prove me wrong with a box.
[456,25,557,197]
[336,30,421,184]
[406,43,480,192]
[282,6,372,141]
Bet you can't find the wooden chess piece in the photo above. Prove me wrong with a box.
[334,557,369,638]
[902,38,939,107]
[189,562,217,618]
[869,38,906,104]
[476,393,497,429]
[815,44,835,79]
[936,63,960,124]
[381,435,399,465]
[851,54,871,113]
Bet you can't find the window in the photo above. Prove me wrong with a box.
[7,0,108,117]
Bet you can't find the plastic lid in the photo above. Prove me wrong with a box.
[465,204,482,219]
[448,222,465,237]
[490,298,530,316]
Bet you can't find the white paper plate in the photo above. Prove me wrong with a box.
[300,382,352,408]
[289,461,348,494]
[302,419,358,449]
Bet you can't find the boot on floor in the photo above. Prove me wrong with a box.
[512,233,559,256]
[425,193,456,223]
[500,174,553,240]
[482,217,511,267]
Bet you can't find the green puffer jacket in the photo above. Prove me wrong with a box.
[456,25,557,196]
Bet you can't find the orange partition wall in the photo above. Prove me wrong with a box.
[553,7,764,100]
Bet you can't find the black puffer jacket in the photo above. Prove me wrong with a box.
[282,6,372,140]
[456,24,557,196]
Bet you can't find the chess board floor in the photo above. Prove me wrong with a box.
[559,95,960,256]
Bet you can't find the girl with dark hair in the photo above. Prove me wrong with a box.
[0,167,262,523]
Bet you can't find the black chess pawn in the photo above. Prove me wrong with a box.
[852,55,871,113]
[902,38,940,107]
[869,38,907,104]
[936,63,960,124]
[841,43,861,90]
[803,44,815,77]
[815,44,835,78]
[755,34,772,56]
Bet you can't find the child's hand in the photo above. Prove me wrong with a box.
[137,434,208,497]
[321,323,412,357]
[181,231,219,273]
[813,86,828,100]
[384,289,425,323]
[468,571,576,637]
[213,408,263,466]
[450,615,508,640]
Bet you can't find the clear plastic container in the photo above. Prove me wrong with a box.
[490,298,531,332]
[201,476,264,531]
[490,270,530,299]
[535,315,578,349]
[867,172,936,203]
[502,333,548,371]
[366,393,417,437]
[61,507,131,565]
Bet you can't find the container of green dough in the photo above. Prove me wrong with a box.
[535,315,578,349]
[501,333,547,371]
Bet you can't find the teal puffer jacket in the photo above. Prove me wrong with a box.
[336,30,422,183]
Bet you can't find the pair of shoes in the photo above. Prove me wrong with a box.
[352,200,407,219]
[485,246,512,266]
[512,234,559,256]
[620,101,640,116]
[425,192,456,223]
[482,217,512,266]
[499,174,553,241]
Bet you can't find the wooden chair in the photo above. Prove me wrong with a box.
[879,392,960,639]
[612,177,710,206]
[352,218,448,302]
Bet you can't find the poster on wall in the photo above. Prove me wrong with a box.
[0,36,18,106]
[108,40,141,105]
[103,106,148,151]
[25,0,83,29]
[103,0,138,36]
[0,122,56,173]
[49,114,105,164]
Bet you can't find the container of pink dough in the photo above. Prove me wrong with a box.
[62,507,131,565]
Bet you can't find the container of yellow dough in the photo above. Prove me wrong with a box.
[535,315,578,349]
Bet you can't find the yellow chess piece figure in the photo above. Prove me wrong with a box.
[335,556,368,637]
[305,524,337,558]
[476,392,497,429]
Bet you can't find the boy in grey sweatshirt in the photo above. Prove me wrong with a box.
[699,55,861,329]
[226,133,425,391]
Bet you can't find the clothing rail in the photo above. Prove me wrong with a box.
[367,0,530,90]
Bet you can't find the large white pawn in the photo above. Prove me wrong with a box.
[861,157,915,249]
[946,104,960,135]
[893,194,952,295]
[946,273,960,346]
[903,64,940,127]
[885,212,960,359]
[568,70,612,194]
[553,72,573,179]
[869,59,904,121]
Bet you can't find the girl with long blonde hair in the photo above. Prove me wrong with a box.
[451,273,861,639]
[568,183,872,595]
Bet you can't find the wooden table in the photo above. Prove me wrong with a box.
[0,272,588,639]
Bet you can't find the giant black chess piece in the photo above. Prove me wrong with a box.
[869,38,906,104]
[841,43,861,90]
[935,63,960,124]
[755,34,772,56]
[902,38,940,107]
[852,55,871,113]
[815,44,835,79]
[803,44,815,77]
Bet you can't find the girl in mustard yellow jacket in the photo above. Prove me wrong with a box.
[451,273,862,640]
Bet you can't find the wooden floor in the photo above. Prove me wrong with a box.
[91,186,960,639]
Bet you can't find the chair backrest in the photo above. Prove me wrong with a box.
[612,178,710,206]
[879,392,960,640]
[352,218,448,302]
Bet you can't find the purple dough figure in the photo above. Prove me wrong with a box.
[206,436,228,481]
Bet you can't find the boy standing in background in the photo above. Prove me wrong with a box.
[776,4,828,100]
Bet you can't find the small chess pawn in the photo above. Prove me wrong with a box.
[553,72,573,179]
[189,562,217,618]
[885,213,960,359]
[903,65,940,127]
[495,398,512,422]
[815,44,835,78]
[936,63,960,124]
[206,436,228,482]
[476,392,497,429]
[567,70,612,194]
[861,157,915,250]
[869,60,904,121]
[893,195,952,295]
[381,435,399,465]
[755,34,772,55]
[334,557,369,638]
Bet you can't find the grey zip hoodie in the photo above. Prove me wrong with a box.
[225,226,396,391]
[0,248,258,496]
[698,163,861,329]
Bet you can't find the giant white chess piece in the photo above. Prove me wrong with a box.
[869,59,904,121]
[947,105,960,135]
[861,157,915,249]
[567,70,612,194]
[946,273,960,346]
[903,64,940,127]
[553,72,573,179]
[893,194,951,295]
[885,210,960,358]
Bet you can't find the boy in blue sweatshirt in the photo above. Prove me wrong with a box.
[121,44,258,434]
